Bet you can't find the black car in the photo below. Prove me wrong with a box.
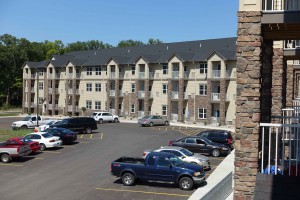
[50,117,97,134]
[196,130,234,150]
[46,128,77,144]
[169,136,230,157]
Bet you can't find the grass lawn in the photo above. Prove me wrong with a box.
[0,113,20,117]
[0,129,33,141]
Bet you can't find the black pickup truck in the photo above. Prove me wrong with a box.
[111,152,206,190]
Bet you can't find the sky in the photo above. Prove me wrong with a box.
[0,0,238,46]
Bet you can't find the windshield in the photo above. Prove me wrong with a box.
[169,155,184,166]
[46,121,55,125]
[59,119,69,125]
[21,138,33,143]
[201,137,214,145]
[143,115,152,119]
[22,116,32,121]
[42,133,53,138]
[91,113,97,116]
[180,149,194,156]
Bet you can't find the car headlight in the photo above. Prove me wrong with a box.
[194,172,201,176]
[222,147,229,150]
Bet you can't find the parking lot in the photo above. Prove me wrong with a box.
[0,117,226,200]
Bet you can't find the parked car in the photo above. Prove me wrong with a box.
[143,146,210,170]
[111,152,206,190]
[39,120,61,131]
[50,117,97,134]
[46,128,77,144]
[23,132,62,151]
[6,137,40,153]
[91,112,119,123]
[0,142,31,163]
[11,115,48,130]
[169,136,230,157]
[138,115,169,127]
[196,129,234,150]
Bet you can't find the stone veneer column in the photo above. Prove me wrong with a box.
[178,79,184,121]
[115,79,120,115]
[28,79,32,114]
[65,81,69,115]
[106,80,111,112]
[271,48,284,123]
[206,80,212,124]
[52,80,56,115]
[134,80,139,117]
[44,79,49,115]
[72,80,76,115]
[220,79,226,125]
[167,80,173,121]
[235,11,263,200]
[144,79,149,116]
[22,79,26,114]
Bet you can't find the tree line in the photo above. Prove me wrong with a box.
[0,34,162,108]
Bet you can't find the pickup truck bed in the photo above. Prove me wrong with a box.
[114,157,145,165]
[0,142,31,163]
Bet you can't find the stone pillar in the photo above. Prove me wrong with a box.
[22,79,26,114]
[72,79,76,115]
[167,80,173,121]
[65,80,69,115]
[106,80,111,112]
[52,80,56,115]
[28,79,32,114]
[271,47,284,123]
[144,79,149,115]
[178,79,184,121]
[220,78,226,125]
[206,80,212,125]
[115,79,119,115]
[134,80,139,117]
[235,11,262,200]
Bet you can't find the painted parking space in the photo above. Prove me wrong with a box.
[78,133,104,140]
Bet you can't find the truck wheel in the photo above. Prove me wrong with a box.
[99,119,103,124]
[21,125,28,129]
[40,143,46,151]
[179,177,194,190]
[85,127,92,134]
[114,118,119,123]
[1,153,11,163]
[149,122,153,127]
[211,149,221,157]
[122,173,135,186]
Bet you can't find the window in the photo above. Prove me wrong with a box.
[86,83,92,91]
[200,63,207,74]
[198,108,207,119]
[163,65,168,74]
[186,138,196,144]
[95,67,101,75]
[199,84,207,96]
[87,67,92,75]
[157,157,170,167]
[162,105,167,116]
[132,66,135,75]
[95,83,101,92]
[162,84,168,94]
[38,82,43,90]
[38,97,44,105]
[131,84,135,93]
[39,69,44,76]
[148,156,155,166]
[86,100,92,109]
[131,104,135,113]
[95,101,101,110]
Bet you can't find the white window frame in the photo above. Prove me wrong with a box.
[38,82,43,90]
[198,108,207,119]
[87,67,93,76]
[162,84,168,94]
[131,104,135,113]
[86,100,92,109]
[95,101,101,110]
[86,83,92,92]
[163,65,168,75]
[95,67,101,75]
[199,84,207,96]
[200,63,207,74]
[131,84,135,93]
[95,83,101,92]
[132,66,135,75]
[38,97,44,105]
[162,105,168,116]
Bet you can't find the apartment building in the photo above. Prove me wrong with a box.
[22,37,237,125]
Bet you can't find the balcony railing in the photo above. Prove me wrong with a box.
[31,74,36,79]
[211,93,220,101]
[110,90,115,96]
[68,73,73,79]
[119,90,123,96]
[109,109,115,115]
[184,72,189,79]
[68,105,72,112]
[110,72,116,79]
[171,91,179,99]
[24,102,28,107]
[48,104,52,110]
[149,72,154,79]
[55,73,60,79]
[294,60,300,65]
[30,102,35,107]
[68,89,73,95]
[212,70,221,78]
[139,72,145,79]
[49,88,53,94]
[284,40,300,49]
[262,0,300,11]
[138,111,145,118]
[172,71,179,79]
[138,91,145,98]
[48,74,53,79]
[119,72,124,79]
[31,88,35,93]
[76,73,81,79]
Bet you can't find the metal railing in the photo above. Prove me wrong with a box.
[110,90,115,96]
[171,91,179,99]
[119,90,123,96]
[109,109,115,114]
[24,102,28,107]
[262,0,300,11]
[68,89,73,95]
[110,72,116,79]
[138,91,145,98]
[48,104,52,110]
[284,40,300,49]
[68,73,73,79]
[212,70,221,78]
[211,93,220,101]
[139,72,145,79]
[138,111,145,118]
[68,105,72,112]
[172,71,179,79]
[149,72,154,79]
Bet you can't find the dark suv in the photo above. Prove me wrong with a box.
[196,130,234,150]
[50,117,97,134]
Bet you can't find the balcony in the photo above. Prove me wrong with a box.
[76,73,81,79]
[49,88,53,94]
[110,72,116,79]
[119,90,123,97]
[68,73,73,79]
[184,72,189,79]
[172,71,179,79]
[48,104,52,110]
[171,91,179,100]
[149,72,154,79]
[138,91,145,98]
[211,93,220,101]
[284,40,300,49]
[68,89,73,95]
[31,88,35,93]
[212,70,221,79]
[31,74,36,79]
[24,102,28,107]
[68,105,72,112]
[48,74,53,79]
[110,90,115,97]
[30,102,35,107]
[138,111,145,118]
[262,0,300,11]
[55,73,60,79]
[119,72,124,79]
[139,72,145,79]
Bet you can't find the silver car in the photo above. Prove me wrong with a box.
[138,115,169,127]
[143,146,211,170]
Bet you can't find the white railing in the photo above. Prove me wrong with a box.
[48,104,52,110]
[138,111,145,118]
[171,91,179,99]
[31,74,36,79]
[139,72,145,79]
[55,73,60,79]
[149,72,154,79]
[48,74,53,79]
[184,92,188,99]
[24,102,28,107]
[109,109,115,115]
[68,73,73,79]
[119,72,124,79]
[138,91,145,98]
[110,72,116,79]
[149,92,154,98]
[55,104,58,110]
[68,105,72,111]
[172,71,179,79]
[68,89,73,95]
[49,88,53,94]
[31,88,35,93]
[119,90,123,96]
[211,93,220,101]
[184,72,189,79]
[262,0,300,11]
[212,70,221,78]
[110,90,115,96]
[30,102,35,107]
[284,40,300,49]
[260,123,300,176]
[171,114,178,122]
[294,60,300,65]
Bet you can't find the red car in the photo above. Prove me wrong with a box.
[6,137,41,153]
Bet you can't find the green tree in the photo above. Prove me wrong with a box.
[117,39,144,48]
[147,38,163,45]
[44,40,65,59]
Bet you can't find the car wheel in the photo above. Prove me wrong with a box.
[99,119,103,124]
[21,125,27,129]
[85,127,92,134]
[1,153,11,163]
[40,143,46,151]
[149,122,153,127]
[164,121,169,126]
[179,177,194,190]
[211,149,221,157]
[122,173,135,186]
[114,118,119,123]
